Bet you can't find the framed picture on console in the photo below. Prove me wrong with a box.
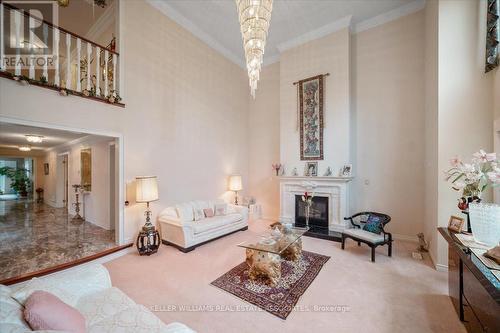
[448,215,464,233]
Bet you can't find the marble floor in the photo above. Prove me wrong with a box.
[0,198,116,282]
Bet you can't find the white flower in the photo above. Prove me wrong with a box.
[449,156,462,167]
[472,149,497,163]
[487,171,500,184]
[454,181,466,189]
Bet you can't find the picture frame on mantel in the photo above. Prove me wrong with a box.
[299,75,324,161]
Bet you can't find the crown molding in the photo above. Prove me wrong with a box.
[277,15,352,53]
[352,0,426,33]
[85,0,116,41]
[146,0,245,69]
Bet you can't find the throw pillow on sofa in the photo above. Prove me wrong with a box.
[24,291,86,333]
[362,214,384,234]
[193,207,204,221]
[214,203,227,216]
[203,208,214,218]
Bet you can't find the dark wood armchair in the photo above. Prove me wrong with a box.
[341,212,392,262]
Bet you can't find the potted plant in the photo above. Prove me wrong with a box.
[444,150,499,245]
[0,167,32,198]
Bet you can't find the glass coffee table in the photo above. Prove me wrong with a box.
[238,226,308,286]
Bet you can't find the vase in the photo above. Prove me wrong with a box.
[305,205,310,228]
[468,203,500,246]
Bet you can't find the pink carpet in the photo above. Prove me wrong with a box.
[105,220,466,333]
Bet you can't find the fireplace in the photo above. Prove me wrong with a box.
[295,195,329,229]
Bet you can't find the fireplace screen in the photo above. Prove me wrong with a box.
[295,195,329,229]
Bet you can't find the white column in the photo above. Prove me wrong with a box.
[28,16,35,79]
[112,53,117,92]
[0,3,4,71]
[54,28,60,86]
[66,34,71,89]
[42,24,48,80]
[76,38,81,92]
[95,46,100,96]
[86,42,91,91]
[104,50,109,96]
[14,10,21,76]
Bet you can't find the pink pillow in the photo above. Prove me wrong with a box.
[203,208,214,218]
[24,290,86,333]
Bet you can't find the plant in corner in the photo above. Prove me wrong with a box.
[0,167,33,198]
[444,150,500,245]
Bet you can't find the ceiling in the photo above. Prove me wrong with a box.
[149,0,420,67]
[0,123,88,151]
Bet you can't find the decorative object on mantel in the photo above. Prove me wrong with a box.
[304,162,318,176]
[444,149,499,236]
[235,0,273,98]
[280,165,286,176]
[271,163,281,176]
[485,0,499,73]
[135,176,160,256]
[296,74,327,160]
[340,164,352,177]
[447,215,464,233]
[229,175,243,205]
[323,166,333,176]
[291,167,298,176]
[301,192,314,228]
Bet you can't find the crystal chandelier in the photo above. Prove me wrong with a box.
[235,0,273,98]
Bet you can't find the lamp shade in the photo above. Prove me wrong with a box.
[136,176,159,203]
[229,175,243,191]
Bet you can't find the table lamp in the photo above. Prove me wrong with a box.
[136,176,159,230]
[229,175,243,205]
[136,176,160,256]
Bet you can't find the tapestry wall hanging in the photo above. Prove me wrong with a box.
[298,74,324,160]
[485,0,499,72]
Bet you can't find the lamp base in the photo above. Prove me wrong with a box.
[136,228,160,256]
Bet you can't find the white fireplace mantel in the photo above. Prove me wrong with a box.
[279,176,353,232]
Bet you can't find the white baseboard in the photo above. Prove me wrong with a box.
[427,249,448,272]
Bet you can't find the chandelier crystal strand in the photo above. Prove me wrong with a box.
[236,0,273,98]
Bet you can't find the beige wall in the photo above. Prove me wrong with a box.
[248,63,280,220]
[353,11,425,238]
[424,0,439,264]
[436,0,494,266]
[0,0,249,244]
[280,28,351,177]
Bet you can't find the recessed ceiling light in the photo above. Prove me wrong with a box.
[26,135,44,143]
[19,145,31,152]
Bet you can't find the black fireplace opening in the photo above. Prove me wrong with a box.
[292,195,341,242]
[295,195,329,229]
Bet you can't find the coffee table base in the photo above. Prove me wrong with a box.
[245,238,303,287]
[246,249,281,287]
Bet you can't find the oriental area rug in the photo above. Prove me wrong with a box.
[210,251,330,319]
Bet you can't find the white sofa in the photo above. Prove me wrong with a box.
[0,264,195,333]
[159,200,248,252]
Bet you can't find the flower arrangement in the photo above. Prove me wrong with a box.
[272,163,282,176]
[444,150,499,209]
[301,191,314,207]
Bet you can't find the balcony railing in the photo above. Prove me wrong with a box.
[0,1,123,106]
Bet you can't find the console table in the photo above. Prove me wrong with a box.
[438,228,500,332]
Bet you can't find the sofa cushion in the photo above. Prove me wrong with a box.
[192,214,243,234]
[76,287,136,327]
[0,285,31,332]
[214,203,228,216]
[11,264,111,307]
[175,203,194,222]
[343,228,386,244]
[88,304,172,333]
[24,290,86,333]
[203,208,214,218]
